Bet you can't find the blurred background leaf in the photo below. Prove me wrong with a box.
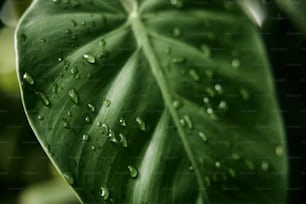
[1,0,32,28]
[0,1,80,204]
[0,26,19,93]
[19,178,80,204]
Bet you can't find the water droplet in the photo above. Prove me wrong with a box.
[70,66,79,76]
[214,84,223,94]
[82,134,89,141]
[172,100,182,109]
[83,54,96,64]
[172,57,185,64]
[173,27,181,37]
[52,83,58,94]
[232,59,240,69]
[128,165,138,178]
[97,121,102,127]
[275,146,284,156]
[109,130,118,144]
[65,29,72,34]
[100,186,109,200]
[218,100,228,111]
[23,72,34,85]
[232,153,240,160]
[173,100,183,109]
[119,133,127,148]
[170,0,184,8]
[37,114,44,120]
[205,87,215,97]
[215,161,221,168]
[183,115,193,129]
[40,38,47,43]
[245,160,254,170]
[102,123,109,134]
[63,121,70,129]
[119,117,127,127]
[58,71,64,77]
[261,161,269,171]
[203,97,210,104]
[240,88,250,101]
[67,110,72,117]
[63,172,74,185]
[180,118,186,127]
[228,168,236,178]
[52,0,61,4]
[87,73,92,79]
[189,69,200,81]
[36,91,50,106]
[90,145,96,151]
[68,89,79,105]
[91,145,96,151]
[136,117,146,131]
[198,132,207,142]
[206,107,216,118]
[85,116,91,123]
[88,104,95,112]
[200,44,211,58]
[103,99,111,107]
[189,165,194,171]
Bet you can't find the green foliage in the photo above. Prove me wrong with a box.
[275,0,306,33]
[16,0,287,203]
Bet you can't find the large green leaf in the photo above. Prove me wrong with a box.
[16,0,287,203]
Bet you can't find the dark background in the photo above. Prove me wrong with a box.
[0,1,53,203]
[263,2,306,203]
[0,1,305,203]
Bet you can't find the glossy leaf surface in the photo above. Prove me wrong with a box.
[16,0,287,203]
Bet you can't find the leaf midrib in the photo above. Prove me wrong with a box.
[125,5,209,202]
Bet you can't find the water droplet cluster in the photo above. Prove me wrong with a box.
[18,1,286,201]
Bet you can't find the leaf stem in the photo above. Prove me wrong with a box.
[129,9,209,203]
[120,0,137,14]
